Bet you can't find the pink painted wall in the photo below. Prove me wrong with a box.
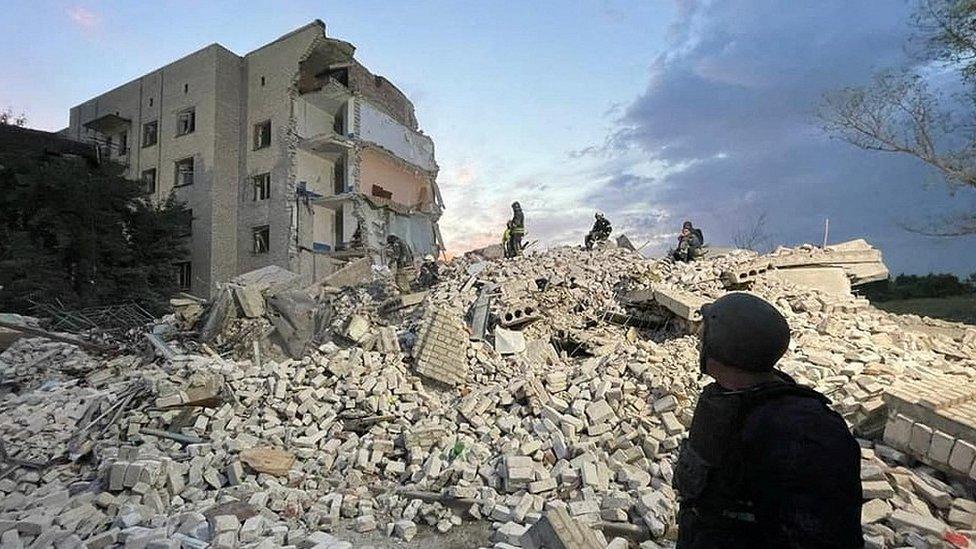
[358,148,432,208]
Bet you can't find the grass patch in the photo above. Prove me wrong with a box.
[873,295,976,325]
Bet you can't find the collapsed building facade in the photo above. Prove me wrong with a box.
[64,20,444,297]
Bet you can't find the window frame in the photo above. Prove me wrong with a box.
[176,108,195,137]
[252,173,271,201]
[142,120,158,148]
[253,120,271,150]
[174,157,194,187]
[141,168,157,194]
[176,261,192,290]
[252,225,270,254]
[179,209,193,238]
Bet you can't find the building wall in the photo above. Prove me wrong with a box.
[348,62,418,130]
[211,47,243,293]
[66,45,229,297]
[236,23,322,276]
[357,99,436,172]
[358,147,432,208]
[294,96,337,139]
[65,20,441,294]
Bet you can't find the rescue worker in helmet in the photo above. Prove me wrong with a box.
[674,292,862,548]
[416,254,440,289]
[672,221,704,262]
[504,201,526,258]
[584,212,612,250]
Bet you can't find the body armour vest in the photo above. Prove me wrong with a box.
[673,376,829,535]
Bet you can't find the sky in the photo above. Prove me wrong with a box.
[2,0,974,275]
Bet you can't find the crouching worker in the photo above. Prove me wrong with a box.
[672,221,704,262]
[415,254,440,289]
[584,212,612,250]
[674,292,863,549]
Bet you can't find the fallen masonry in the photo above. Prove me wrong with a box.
[0,242,974,548]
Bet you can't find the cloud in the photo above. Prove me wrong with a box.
[579,0,976,274]
[66,6,100,31]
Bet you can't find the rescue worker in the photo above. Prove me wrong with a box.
[674,292,863,548]
[415,254,440,289]
[672,221,704,262]
[349,224,364,249]
[584,212,612,250]
[385,235,414,292]
[505,202,526,258]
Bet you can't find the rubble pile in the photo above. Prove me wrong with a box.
[0,243,975,548]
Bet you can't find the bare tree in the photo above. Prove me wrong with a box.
[819,0,976,235]
[0,107,27,127]
[733,211,774,253]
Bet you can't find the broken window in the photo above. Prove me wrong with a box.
[333,158,345,194]
[333,108,345,135]
[175,261,192,290]
[176,108,195,136]
[252,225,270,254]
[118,131,127,155]
[142,121,158,148]
[334,208,344,243]
[253,173,271,201]
[253,120,271,150]
[174,157,194,187]
[141,168,156,194]
[325,67,349,87]
[180,209,193,237]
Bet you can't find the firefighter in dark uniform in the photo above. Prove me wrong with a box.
[674,292,863,549]
[584,212,612,250]
[505,201,526,258]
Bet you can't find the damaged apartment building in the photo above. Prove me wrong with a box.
[64,20,444,297]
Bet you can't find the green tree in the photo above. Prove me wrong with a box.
[0,151,190,314]
[819,0,976,235]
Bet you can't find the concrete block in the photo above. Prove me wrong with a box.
[520,506,607,549]
[494,326,526,355]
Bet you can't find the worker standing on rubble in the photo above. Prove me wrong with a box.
[672,221,704,262]
[584,212,612,250]
[504,202,526,258]
[674,292,862,548]
[415,254,440,289]
[385,235,414,292]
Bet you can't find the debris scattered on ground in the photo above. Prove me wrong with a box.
[0,240,973,548]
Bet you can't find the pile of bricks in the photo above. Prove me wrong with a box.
[0,243,975,548]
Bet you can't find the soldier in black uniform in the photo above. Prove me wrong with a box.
[674,292,863,549]
[584,212,612,250]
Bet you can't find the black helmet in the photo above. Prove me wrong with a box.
[699,292,790,373]
[682,221,693,230]
[512,201,521,209]
[595,212,604,219]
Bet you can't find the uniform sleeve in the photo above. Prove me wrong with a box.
[742,401,864,548]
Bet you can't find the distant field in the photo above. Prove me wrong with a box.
[873,295,976,325]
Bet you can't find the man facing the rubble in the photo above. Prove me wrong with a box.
[674,292,862,548]
[385,235,414,292]
[584,212,612,250]
[504,201,526,258]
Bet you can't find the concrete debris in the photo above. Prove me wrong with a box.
[0,241,974,548]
